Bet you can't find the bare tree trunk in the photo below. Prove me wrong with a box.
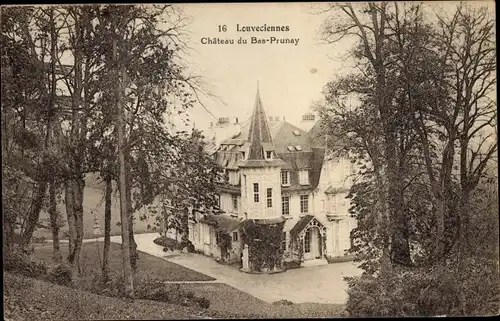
[102,172,112,283]
[47,9,61,263]
[49,180,62,262]
[22,182,47,245]
[125,153,138,271]
[114,32,134,298]
[65,182,76,256]
[72,178,85,275]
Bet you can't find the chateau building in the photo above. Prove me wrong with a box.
[188,87,357,269]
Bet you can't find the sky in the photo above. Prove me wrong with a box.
[172,1,495,133]
[175,2,353,132]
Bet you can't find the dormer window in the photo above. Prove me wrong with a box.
[299,170,310,185]
[241,151,246,160]
[266,151,272,159]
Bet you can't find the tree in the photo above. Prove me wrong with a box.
[317,2,416,268]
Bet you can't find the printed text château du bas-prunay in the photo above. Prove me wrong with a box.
[200,24,300,46]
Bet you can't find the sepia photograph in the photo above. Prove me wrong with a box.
[2,1,498,319]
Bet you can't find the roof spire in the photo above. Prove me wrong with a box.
[247,86,273,160]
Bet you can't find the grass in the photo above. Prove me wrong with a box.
[4,272,206,320]
[170,283,346,318]
[27,241,346,318]
[33,242,215,282]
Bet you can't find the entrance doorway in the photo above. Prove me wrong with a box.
[303,227,322,260]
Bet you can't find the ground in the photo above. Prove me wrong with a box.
[124,233,363,305]
[4,273,207,321]
[33,242,214,282]
[29,238,350,318]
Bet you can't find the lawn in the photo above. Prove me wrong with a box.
[171,283,346,318]
[30,242,346,318]
[34,173,157,240]
[33,242,215,282]
[4,272,207,320]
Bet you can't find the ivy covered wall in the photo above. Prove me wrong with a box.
[240,220,285,272]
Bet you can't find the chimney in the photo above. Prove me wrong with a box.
[300,112,317,132]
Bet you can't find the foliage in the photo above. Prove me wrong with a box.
[153,236,181,251]
[4,250,48,279]
[139,130,224,239]
[317,2,498,316]
[345,256,499,317]
[240,220,285,272]
[47,264,73,286]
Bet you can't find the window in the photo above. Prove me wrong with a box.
[232,231,238,242]
[203,224,211,244]
[229,170,240,185]
[253,183,259,202]
[304,230,310,253]
[266,151,272,159]
[282,196,290,215]
[299,170,309,185]
[282,232,287,250]
[281,171,290,186]
[232,195,238,211]
[332,194,347,214]
[241,152,246,159]
[243,175,247,197]
[217,194,221,208]
[300,195,309,213]
[266,188,273,208]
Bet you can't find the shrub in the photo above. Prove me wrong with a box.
[195,297,210,309]
[186,291,195,299]
[273,299,294,305]
[345,259,499,317]
[153,236,181,252]
[47,264,72,286]
[4,250,48,279]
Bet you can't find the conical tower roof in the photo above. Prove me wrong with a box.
[239,84,286,168]
[247,85,273,159]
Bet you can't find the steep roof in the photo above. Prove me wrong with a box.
[290,215,314,238]
[307,119,345,151]
[290,215,326,238]
[247,87,274,160]
[198,214,241,233]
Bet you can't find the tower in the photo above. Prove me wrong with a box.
[238,85,286,219]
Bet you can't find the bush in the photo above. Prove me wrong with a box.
[47,264,72,286]
[273,299,294,305]
[181,240,195,253]
[345,259,499,317]
[153,236,181,252]
[4,250,48,279]
[195,297,210,309]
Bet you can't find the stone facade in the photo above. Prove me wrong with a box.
[190,87,357,269]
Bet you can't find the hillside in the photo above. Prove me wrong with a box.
[35,172,157,240]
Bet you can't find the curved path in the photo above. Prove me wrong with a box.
[81,233,363,304]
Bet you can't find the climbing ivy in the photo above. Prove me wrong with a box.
[240,220,285,272]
